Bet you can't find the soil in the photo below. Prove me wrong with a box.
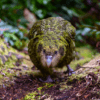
[0,68,100,100]
[0,39,100,100]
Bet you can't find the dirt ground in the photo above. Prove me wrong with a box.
[0,39,100,100]
[0,57,100,100]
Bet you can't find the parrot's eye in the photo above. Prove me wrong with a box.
[59,47,64,56]
[43,49,46,53]
[37,44,43,52]
[54,51,57,54]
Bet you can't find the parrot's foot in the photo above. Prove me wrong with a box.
[39,75,54,83]
[64,65,75,76]
[67,69,75,76]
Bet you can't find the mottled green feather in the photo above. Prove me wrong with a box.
[28,17,76,76]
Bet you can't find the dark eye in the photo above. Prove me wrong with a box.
[59,47,64,56]
[54,51,57,54]
[37,44,43,52]
[43,49,46,53]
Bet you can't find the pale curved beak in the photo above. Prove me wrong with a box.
[46,56,52,67]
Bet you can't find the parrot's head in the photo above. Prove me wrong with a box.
[37,42,66,68]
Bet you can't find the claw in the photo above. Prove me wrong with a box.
[68,70,75,76]
[39,75,54,83]
[67,65,75,76]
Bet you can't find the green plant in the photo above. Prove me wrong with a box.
[0,20,28,50]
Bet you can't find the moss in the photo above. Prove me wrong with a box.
[60,85,72,91]
[5,61,15,69]
[11,55,17,61]
[37,87,43,91]
[0,58,3,65]
[0,39,34,86]
[44,83,54,88]
[23,91,38,100]
[76,47,98,58]
[70,46,99,70]
[70,58,91,70]
[0,75,3,79]
[67,73,85,82]
[94,71,99,74]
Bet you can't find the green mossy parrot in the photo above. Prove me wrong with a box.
[28,17,76,82]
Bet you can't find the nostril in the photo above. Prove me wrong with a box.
[55,51,57,54]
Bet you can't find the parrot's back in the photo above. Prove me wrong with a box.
[28,17,75,40]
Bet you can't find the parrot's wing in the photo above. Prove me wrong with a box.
[59,20,76,41]
[28,17,76,41]
[28,17,65,40]
[28,20,42,39]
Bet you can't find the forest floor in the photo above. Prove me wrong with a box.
[0,38,100,100]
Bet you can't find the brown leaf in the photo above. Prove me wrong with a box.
[76,87,87,97]
[84,94,90,98]
[23,8,37,29]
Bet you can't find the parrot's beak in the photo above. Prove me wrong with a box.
[46,56,52,67]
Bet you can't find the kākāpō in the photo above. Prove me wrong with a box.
[28,17,76,82]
